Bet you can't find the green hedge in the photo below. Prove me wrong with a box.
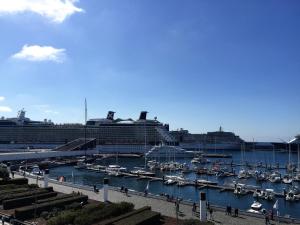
[0,178,28,185]
[36,194,75,204]
[0,183,37,191]
[0,187,30,196]
[15,195,88,220]
[0,167,9,179]
[182,219,214,225]
[100,206,151,225]
[3,191,57,209]
[47,202,133,225]
[0,187,53,203]
[113,210,160,225]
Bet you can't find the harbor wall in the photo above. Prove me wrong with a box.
[0,149,99,161]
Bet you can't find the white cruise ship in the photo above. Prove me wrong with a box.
[0,110,176,153]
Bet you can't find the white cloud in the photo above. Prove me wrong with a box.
[0,0,83,23]
[0,106,12,112]
[0,96,4,101]
[12,45,66,63]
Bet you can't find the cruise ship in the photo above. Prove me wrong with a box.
[0,109,176,153]
[171,127,244,150]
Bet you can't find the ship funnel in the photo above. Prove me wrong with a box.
[106,111,115,120]
[139,111,148,120]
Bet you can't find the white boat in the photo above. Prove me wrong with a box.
[130,169,155,177]
[253,189,274,201]
[106,165,127,173]
[283,175,293,184]
[164,179,177,185]
[107,170,123,177]
[286,186,300,201]
[238,169,250,179]
[247,201,265,214]
[234,183,247,195]
[197,179,218,185]
[294,173,300,182]
[31,165,43,176]
[269,172,281,183]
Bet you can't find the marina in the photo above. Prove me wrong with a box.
[5,147,298,220]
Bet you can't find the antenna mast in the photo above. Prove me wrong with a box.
[85,98,87,124]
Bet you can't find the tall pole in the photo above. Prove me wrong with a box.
[144,120,147,169]
[298,144,300,173]
[84,98,87,159]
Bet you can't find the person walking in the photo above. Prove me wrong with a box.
[265,214,270,225]
[228,205,232,216]
[192,202,197,216]
[234,208,239,217]
[209,208,213,220]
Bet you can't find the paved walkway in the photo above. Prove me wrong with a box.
[15,174,298,225]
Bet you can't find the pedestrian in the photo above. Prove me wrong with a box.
[270,210,274,220]
[176,201,180,212]
[265,214,269,225]
[120,186,124,192]
[209,208,213,220]
[228,205,232,216]
[234,208,239,217]
[192,202,196,215]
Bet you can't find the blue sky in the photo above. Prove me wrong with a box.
[0,0,299,142]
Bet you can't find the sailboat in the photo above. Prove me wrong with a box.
[294,144,300,182]
[238,143,250,179]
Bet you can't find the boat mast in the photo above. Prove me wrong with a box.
[289,143,291,170]
[144,118,147,169]
[84,98,87,159]
[298,144,300,172]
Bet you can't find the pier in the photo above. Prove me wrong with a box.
[14,173,300,225]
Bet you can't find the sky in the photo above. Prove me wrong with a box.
[0,0,299,142]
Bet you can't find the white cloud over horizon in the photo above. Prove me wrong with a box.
[12,45,66,62]
[0,106,12,112]
[0,0,83,23]
[0,96,5,101]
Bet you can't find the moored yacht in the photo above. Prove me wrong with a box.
[247,201,265,214]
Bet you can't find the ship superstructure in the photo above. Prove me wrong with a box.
[171,126,244,150]
[0,110,175,152]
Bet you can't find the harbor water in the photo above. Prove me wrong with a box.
[48,149,300,219]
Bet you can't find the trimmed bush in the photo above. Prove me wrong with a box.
[182,219,214,225]
[100,206,151,225]
[0,167,9,180]
[47,202,133,225]
[15,195,88,220]
[3,191,57,209]
[113,210,160,225]
[0,187,53,203]
[0,178,28,185]
[36,194,76,204]
[0,187,30,196]
[73,202,134,225]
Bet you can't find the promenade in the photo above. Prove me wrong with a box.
[15,174,298,225]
